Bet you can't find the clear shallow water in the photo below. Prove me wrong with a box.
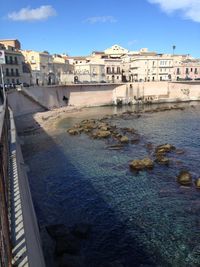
[22,103,200,267]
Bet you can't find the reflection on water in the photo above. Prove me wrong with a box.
[22,103,200,267]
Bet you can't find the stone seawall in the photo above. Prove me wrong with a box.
[9,82,200,115]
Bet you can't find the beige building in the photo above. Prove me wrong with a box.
[104,44,128,58]
[0,39,31,86]
[122,48,193,82]
[74,62,106,83]
[22,50,55,85]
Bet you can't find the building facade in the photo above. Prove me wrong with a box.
[0,39,31,86]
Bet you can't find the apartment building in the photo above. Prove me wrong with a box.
[21,50,55,85]
[173,58,200,80]
[73,62,105,83]
[0,39,31,86]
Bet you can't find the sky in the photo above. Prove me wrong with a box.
[0,0,200,57]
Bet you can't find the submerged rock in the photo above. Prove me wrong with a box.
[177,170,192,186]
[129,158,154,171]
[94,130,111,138]
[46,224,70,239]
[155,156,170,166]
[55,234,80,256]
[175,149,185,155]
[106,144,124,150]
[72,223,91,239]
[120,136,129,143]
[67,128,80,135]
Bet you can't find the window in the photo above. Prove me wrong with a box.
[186,68,189,74]
[6,68,9,76]
[16,69,19,76]
[11,69,14,76]
[177,68,180,75]
[112,67,115,73]
[10,56,13,64]
[107,67,111,74]
[14,57,18,64]
[5,56,8,64]
[195,68,198,74]
[191,68,193,72]
[117,67,120,74]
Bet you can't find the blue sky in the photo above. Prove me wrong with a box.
[1,0,200,57]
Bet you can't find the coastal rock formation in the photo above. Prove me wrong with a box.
[129,158,154,171]
[177,170,192,186]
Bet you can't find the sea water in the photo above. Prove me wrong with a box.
[21,103,200,267]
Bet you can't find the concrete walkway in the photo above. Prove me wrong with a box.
[9,108,45,267]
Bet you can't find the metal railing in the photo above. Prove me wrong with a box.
[0,88,12,267]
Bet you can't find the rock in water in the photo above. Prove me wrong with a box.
[156,156,170,166]
[46,224,70,239]
[155,144,176,154]
[177,170,192,186]
[120,136,129,143]
[95,130,111,138]
[195,178,200,189]
[129,158,154,171]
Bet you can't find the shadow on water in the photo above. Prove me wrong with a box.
[16,102,200,267]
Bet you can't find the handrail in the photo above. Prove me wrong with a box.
[0,94,12,267]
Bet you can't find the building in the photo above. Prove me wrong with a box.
[0,39,21,50]
[21,50,55,85]
[104,58,123,83]
[74,62,106,83]
[173,58,200,81]
[104,44,128,58]
[0,39,31,86]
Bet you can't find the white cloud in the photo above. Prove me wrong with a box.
[84,16,117,24]
[7,5,56,21]
[148,0,200,22]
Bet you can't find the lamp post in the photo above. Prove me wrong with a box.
[172,45,176,56]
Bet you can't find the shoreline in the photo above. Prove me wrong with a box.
[15,101,199,135]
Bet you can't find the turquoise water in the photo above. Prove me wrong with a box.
[22,103,200,267]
